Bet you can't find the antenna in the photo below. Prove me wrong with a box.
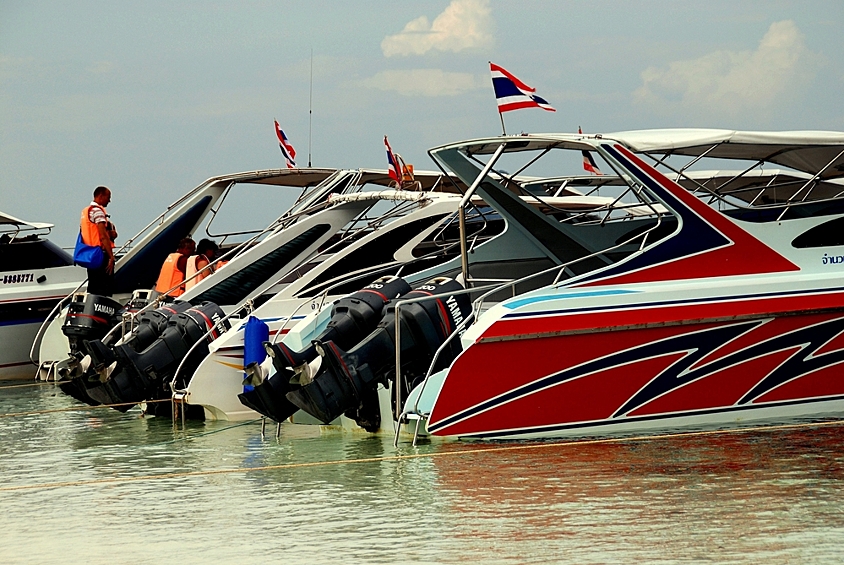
[308,48,313,168]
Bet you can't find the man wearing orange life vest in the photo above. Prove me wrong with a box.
[80,186,116,296]
[154,237,195,297]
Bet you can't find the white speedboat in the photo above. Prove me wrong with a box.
[53,168,466,413]
[35,168,339,380]
[0,212,85,379]
[400,129,844,441]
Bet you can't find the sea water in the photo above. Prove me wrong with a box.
[2,382,844,565]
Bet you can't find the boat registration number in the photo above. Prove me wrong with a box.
[2,273,34,284]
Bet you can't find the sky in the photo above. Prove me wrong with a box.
[2,0,844,245]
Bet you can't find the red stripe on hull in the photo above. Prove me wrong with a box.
[480,291,844,342]
[629,347,801,417]
[432,324,712,422]
[431,309,844,438]
[755,361,844,404]
[812,326,844,357]
[438,353,684,437]
[691,314,839,369]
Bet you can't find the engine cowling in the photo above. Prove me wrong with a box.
[238,275,412,422]
[83,302,230,412]
[286,277,472,432]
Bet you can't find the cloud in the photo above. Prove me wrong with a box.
[633,21,822,117]
[360,69,483,97]
[381,0,493,57]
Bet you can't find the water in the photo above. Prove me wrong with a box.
[2,383,844,564]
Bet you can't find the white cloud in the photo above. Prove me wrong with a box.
[361,69,482,97]
[634,21,821,117]
[381,0,493,57]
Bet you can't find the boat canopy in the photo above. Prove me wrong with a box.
[242,168,338,187]
[0,211,53,231]
[436,129,844,180]
[603,129,844,180]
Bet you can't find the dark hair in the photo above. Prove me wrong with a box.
[177,237,195,251]
[93,185,110,198]
[196,238,218,256]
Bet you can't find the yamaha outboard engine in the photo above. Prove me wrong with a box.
[62,293,125,352]
[56,293,125,405]
[239,276,412,422]
[287,277,472,432]
[84,302,230,414]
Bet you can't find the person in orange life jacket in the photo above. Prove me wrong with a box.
[184,238,219,290]
[81,186,116,296]
[154,237,195,297]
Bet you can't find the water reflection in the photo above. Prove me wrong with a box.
[1,384,844,564]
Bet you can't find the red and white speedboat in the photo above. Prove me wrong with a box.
[414,129,844,440]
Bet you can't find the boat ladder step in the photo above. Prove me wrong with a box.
[171,390,188,429]
[36,361,59,382]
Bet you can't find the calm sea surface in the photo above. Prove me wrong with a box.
[2,382,844,564]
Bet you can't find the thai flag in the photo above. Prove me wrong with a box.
[579,126,602,176]
[274,120,297,169]
[490,62,556,113]
[384,136,400,181]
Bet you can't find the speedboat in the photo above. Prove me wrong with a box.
[35,167,340,381]
[398,129,844,440]
[53,168,468,415]
[0,211,85,379]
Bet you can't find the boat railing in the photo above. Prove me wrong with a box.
[390,284,502,443]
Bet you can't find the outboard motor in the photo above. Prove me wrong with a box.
[58,300,193,407]
[56,293,125,405]
[122,300,194,353]
[83,302,230,414]
[62,292,125,352]
[286,277,472,432]
[239,275,412,422]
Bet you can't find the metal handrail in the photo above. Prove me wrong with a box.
[28,279,89,364]
[169,302,253,397]
[267,260,406,347]
[391,284,500,422]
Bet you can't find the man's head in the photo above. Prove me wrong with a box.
[196,238,219,259]
[93,186,111,207]
[177,237,196,256]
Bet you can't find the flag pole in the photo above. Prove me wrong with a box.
[308,48,313,168]
[498,111,506,136]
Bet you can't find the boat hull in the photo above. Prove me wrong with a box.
[428,293,844,440]
[0,266,85,380]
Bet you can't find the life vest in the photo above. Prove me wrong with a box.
[185,254,214,291]
[80,204,105,247]
[154,253,187,296]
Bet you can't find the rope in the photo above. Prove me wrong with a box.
[0,398,170,419]
[2,418,842,493]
